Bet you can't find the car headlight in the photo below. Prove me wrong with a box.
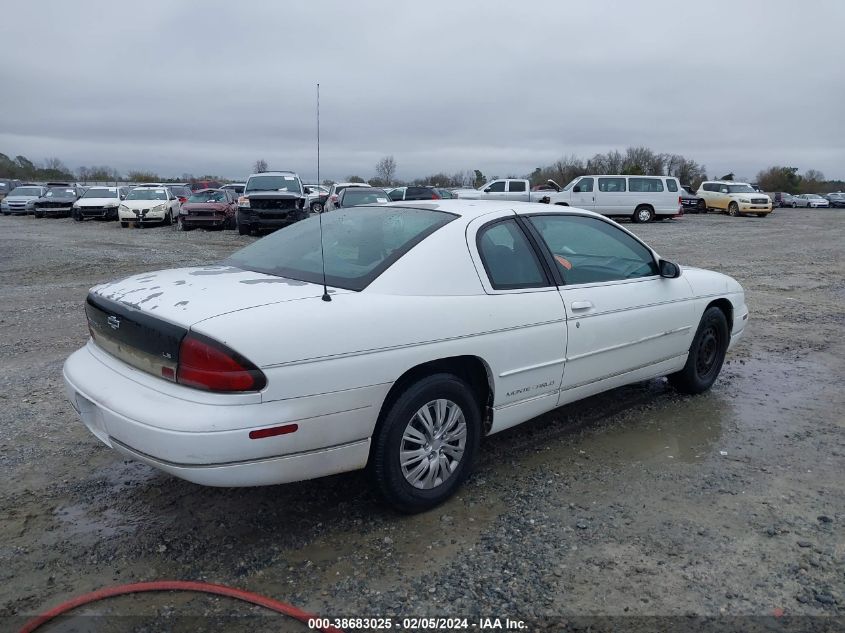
[237,195,250,208]
[152,204,165,212]
[105,202,118,208]
[739,198,751,203]
[119,204,128,211]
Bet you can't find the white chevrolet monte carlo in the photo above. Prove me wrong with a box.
[64,201,747,512]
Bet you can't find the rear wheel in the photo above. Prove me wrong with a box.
[632,205,654,223]
[369,373,481,513]
[728,202,740,216]
[669,307,729,394]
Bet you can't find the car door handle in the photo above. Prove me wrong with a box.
[570,301,594,311]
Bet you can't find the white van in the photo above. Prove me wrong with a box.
[548,175,683,223]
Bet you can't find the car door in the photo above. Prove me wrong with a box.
[506,180,528,202]
[482,180,508,201]
[569,177,595,210]
[466,212,568,433]
[523,213,696,403]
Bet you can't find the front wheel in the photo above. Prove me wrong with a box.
[668,307,729,394]
[369,373,481,513]
[697,199,706,213]
[163,210,172,226]
[792,202,797,208]
[728,202,740,216]
[632,205,654,223]
[311,201,323,214]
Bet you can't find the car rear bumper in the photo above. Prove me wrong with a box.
[63,342,373,486]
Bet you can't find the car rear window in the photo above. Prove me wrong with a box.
[225,206,456,291]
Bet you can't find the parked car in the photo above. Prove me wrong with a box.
[166,185,192,205]
[190,180,222,191]
[177,188,238,230]
[453,178,560,202]
[680,186,706,214]
[823,192,845,208]
[221,183,246,195]
[771,192,794,208]
[387,186,443,202]
[324,182,371,212]
[303,184,329,213]
[696,181,773,217]
[792,194,830,208]
[550,175,684,223]
[72,186,126,221]
[237,171,308,235]
[1,185,46,215]
[337,187,390,207]
[436,188,455,199]
[64,200,747,512]
[0,179,21,201]
[118,186,181,227]
[33,186,84,218]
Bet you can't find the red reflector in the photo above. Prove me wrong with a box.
[161,366,175,380]
[249,424,298,439]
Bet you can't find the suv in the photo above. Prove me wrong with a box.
[696,181,773,217]
[237,171,308,235]
[324,182,371,212]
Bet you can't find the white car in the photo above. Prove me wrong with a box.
[64,201,747,512]
[697,181,773,217]
[549,175,684,222]
[72,187,127,221]
[791,194,829,208]
[324,182,371,211]
[118,186,181,227]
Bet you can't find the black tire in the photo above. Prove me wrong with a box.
[311,201,323,214]
[369,373,481,513]
[120,221,129,228]
[2,211,10,216]
[177,217,191,231]
[73,211,83,222]
[697,199,706,213]
[238,222,251,236]
[791,202,797,208]
[34,211,44,218]
[668,307,729,395]
[728,202,740,216]
[163,210,172,226]
[632,205,654,223]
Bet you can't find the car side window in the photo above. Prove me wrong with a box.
[598,178,626,192]
[629,178,664,193]
[508,181,527,192]
[526,215,659,285]
[389,189,404,201]
[477,219,549,290]
[574,177,593,193]
[486,181,506,192]
[666,179,678,192]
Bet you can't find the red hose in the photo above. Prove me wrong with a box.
[19,580,344,633]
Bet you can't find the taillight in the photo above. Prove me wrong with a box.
[330,194,338,203]
[175,333,266,392]
[179,196,188,204]
[678,196,682,204]
[432,191,441,199]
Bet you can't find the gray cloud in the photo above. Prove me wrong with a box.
[2,0,843,182]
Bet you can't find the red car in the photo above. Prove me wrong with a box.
[176,189,238,230]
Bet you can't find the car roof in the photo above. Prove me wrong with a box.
[384,199,610,221]
[247,171,298,177]
[705,180,752,185]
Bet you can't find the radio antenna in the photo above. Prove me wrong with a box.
[317,83,331,302]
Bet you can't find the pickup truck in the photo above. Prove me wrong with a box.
[452,179,561,203]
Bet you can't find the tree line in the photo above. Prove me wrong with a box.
[3,149,842,194]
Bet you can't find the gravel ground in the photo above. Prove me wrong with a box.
[1,209,843,632]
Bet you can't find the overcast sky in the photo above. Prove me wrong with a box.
[2,0,843,182]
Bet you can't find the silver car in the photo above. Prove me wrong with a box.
[0,185,47,215]
[792,194,830,208]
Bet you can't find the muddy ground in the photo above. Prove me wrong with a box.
[0,209,843,632]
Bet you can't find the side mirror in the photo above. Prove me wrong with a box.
[659,260,681,279]
[484,188,491,193]
[573,185,582,193]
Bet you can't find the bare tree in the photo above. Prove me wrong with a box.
[375,155,397,185]
[803,169,825,183]
[253,159,268,173]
